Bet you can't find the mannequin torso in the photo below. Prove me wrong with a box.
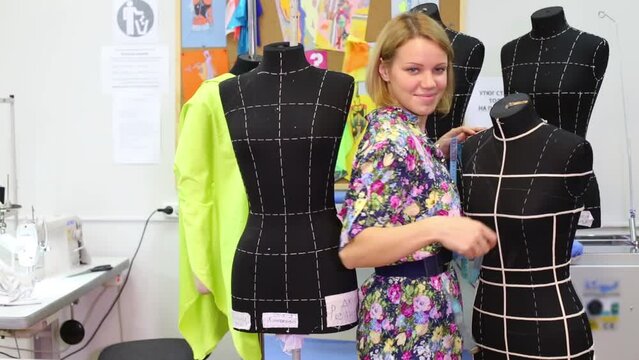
[462,93,595,359]
[501,6,608,228]
[501,6,608,137]
[412,3,485,140]
[219,42,358,334]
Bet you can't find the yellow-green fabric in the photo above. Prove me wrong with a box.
[175,73,261,360]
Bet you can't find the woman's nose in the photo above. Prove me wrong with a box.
[420,72,436,88]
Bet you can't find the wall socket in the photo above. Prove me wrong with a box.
[162,202,179,218]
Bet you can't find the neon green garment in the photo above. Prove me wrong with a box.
[175,73,261,360]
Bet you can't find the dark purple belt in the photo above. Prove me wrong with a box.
[375,249,452,278]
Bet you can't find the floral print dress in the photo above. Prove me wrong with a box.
[339,106,464,360]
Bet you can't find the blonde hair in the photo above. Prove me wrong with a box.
[366,12,454,115]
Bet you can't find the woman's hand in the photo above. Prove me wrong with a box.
[427,216,497,259]
[435,126,485,159]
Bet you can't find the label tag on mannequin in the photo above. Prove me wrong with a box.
[578,211,594,228]
[263,312,299,328]
[449,137,458,184]
[231,310,251,330]
[325,289,358,327]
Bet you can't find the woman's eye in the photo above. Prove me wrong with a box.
[435,67,447,74]
[406,67,419,74]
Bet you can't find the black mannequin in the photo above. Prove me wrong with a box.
[219,42,358,334]
[411,3,485,141]
[462,93,595,359]
[229,54,261,75]
[501,6,608,228]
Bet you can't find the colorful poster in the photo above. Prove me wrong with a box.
[274,0,319,49]
[181,49,229,103]
[391,0,438,17]
[181,0,227,48]
[305,49,328,69]
[316,0,370,51]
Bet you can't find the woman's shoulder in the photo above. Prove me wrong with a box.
[357,106,417,158]
[365,106,414,134]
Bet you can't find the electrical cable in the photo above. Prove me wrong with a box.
[13,335,19,358]
[0,350,17,358]
[81,287,108,325]
[60,208,164,359]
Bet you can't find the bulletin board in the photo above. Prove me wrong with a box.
[176,0,461,136]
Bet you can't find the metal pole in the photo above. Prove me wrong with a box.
[291,348,301,360]
[0,95,17,205]
[599,12,637,246]
[247,0,257,59]
[290,0,299,46]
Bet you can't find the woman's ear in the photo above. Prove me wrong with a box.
[378,60,390,82]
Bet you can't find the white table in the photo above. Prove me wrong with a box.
[0,256,129,358]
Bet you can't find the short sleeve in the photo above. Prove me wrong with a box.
[338,121,409,248]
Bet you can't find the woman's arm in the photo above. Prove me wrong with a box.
[339,216,496,269]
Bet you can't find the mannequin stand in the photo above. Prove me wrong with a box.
[599,11,637,246]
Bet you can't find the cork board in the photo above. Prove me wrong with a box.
[365,0,462,42]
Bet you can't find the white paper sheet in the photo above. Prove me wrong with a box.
[101,45,169,94]
[112,94,161,164]
[463,76,505,128]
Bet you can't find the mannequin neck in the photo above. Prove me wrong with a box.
[230,54,261,75]
[530,6,569,38]
[491,94,543,140]
[257,42,310,73]
[411,3,443,25]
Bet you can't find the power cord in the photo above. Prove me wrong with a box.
[156,206,174,215]
[61,208,162,359]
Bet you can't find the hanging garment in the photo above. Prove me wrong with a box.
[175,72,261,360]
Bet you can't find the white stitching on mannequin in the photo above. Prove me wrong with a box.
[276,52,291,312]
[257,65,312,75]
[464,43,482,84]
[233,295,331,302]
[552,216,572,358]
[480,277,571,288]
[557,32,583,129]
[237,245,339,256]
[225,102,348,116]
[563,142,591,198]
[529,26,572,40]
[574,93,583,134]
[591,39,607,81]
[493,119,510,358]
[476,342,593,359]
[249,207,336,216]
[519,127,558,357]
[308,70,328,329]
[506,37,522,94]
[503,61,595,69]
[532,39,545,108]
[232,135,340,143]
[236,75,264,328]
[465,129,490,212]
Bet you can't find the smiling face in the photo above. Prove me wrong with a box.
[378,37,449,121]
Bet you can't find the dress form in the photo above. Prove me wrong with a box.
[501,7,608,228]
[411,3,485,140]
[462,93,595,359]
[219,42,359,334]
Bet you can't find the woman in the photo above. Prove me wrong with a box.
[338,12,497,359]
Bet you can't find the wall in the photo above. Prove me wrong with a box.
[0,1,636,359]
[0,0,186,359]
[463,0,638,228]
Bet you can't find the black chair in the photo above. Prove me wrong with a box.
[98,338,193,360]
